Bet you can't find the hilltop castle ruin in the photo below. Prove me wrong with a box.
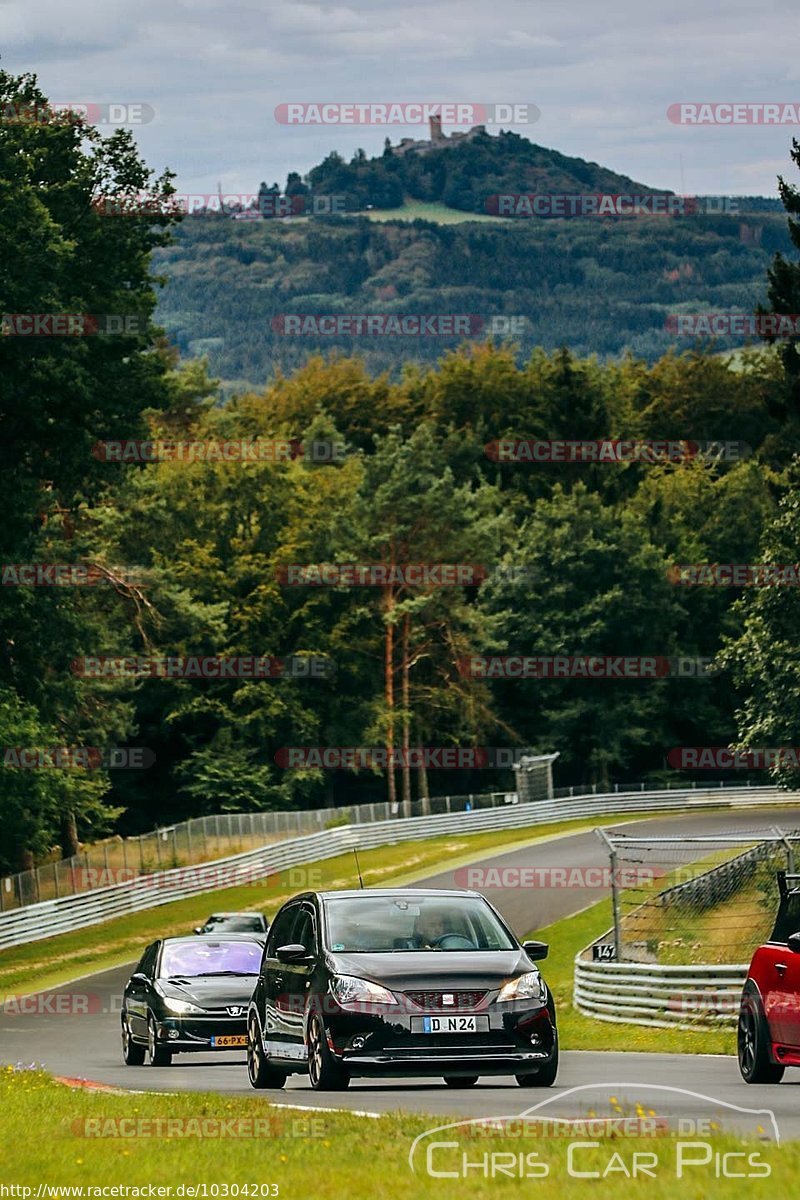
[390,114,487,156]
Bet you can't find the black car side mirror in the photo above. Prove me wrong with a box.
[193,927,203,934]
[276,943,312,963]
[129,972,149,984]
[788,932,800,953]
[523,940,549,961]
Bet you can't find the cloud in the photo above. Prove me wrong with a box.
[0,0,793,194]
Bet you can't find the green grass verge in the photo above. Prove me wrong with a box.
[1,1068,792,1195]
[526,899,737,1056]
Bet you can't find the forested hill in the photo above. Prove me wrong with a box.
[153,205,791,391]
[301,130,660,213]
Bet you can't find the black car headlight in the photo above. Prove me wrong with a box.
[161,997,205,1015]
[496,971,547,1003]
[330,975,396,1007]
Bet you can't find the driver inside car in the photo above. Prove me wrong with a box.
[411,909,449,949]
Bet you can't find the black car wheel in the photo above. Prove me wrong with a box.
[147,1015,173,1067]
[247,1015,287,1089]
[307,1013,349,1091]
[121,1014,145,1066]
[443,1076,478,1087]
[738,995,784,1084]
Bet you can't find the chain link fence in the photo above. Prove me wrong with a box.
[0,777,782,914]
[594,826,800,966]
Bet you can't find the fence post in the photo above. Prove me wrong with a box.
[596,829,622,962]
[773,826,795,874]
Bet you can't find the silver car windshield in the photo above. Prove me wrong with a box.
[324,896,516,953]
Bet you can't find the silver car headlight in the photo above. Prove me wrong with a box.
[330,975,396,1006]
[162,997,205,1015]
[496,971,547,1003]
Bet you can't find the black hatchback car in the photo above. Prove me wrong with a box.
[246,888,557,1091]
[121,933,266,1066]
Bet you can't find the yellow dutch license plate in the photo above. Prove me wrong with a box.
[211,1034,247,1047]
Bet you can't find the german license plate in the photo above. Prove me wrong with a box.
[420,1015,479,1033]
[210,1034,247,1047]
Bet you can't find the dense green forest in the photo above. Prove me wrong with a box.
[154,208,791,387]
[5,70,800,871]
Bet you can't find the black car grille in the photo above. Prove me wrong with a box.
[404,990,487,1011]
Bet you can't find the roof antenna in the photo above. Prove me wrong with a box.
[353,847,365,889]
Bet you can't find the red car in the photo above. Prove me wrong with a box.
[738,870,800,1083]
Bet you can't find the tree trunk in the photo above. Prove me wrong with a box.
[60,810,80,859]
[401,612,411,816]
[417,759,431,815]
[384,586,397,809]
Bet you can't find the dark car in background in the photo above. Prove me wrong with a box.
[246,888,557,1091]
[121,933,266,1066]
[194,912,269,935]
[739,871,800,1083]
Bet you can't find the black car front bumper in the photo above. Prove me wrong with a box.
[323,1000,556,1077]
[153,1014,248,1051]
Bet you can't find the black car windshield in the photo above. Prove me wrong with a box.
[324,896,516,952]
[203,916,263,932]
[158,939,262,977]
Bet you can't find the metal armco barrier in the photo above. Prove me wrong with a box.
[0,785,792,950]
[574,954,747,1027]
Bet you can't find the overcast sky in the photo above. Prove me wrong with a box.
[2,0,797,197]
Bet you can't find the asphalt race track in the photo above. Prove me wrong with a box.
[4,805,800,1137]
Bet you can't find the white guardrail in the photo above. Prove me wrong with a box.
[0,785,794,950]
[574,955,748,1028]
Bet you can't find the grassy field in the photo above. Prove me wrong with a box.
[622,871,776,967]
[1,1067,791,1195]
[362,199,505,224]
